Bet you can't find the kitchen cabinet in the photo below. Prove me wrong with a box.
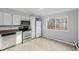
[30,17,36,38]
[3,13,12,25]
[0,12,21,25]
[13,15,21,25]
[0,35,2,50]
[21,16,26,20]
[16,31,22,44]
[0,33,16,50]
[25,16,29,21]
[2,34,16,50]
[0,12,3,25]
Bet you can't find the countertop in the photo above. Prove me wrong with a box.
[0,29,31,35]
[0,29,19,35]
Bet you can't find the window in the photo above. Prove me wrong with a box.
[47,16,68,31]
[48,18,55,29]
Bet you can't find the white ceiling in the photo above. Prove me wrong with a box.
[11,8,76,16]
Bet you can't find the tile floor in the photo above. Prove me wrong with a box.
[5,38,77,51]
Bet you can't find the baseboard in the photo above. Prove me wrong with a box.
[43,36,76,47]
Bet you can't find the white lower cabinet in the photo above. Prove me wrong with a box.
[0,35,2,50]
[16,31,22,44]
[2,35,16,49]
[0,34,16,50]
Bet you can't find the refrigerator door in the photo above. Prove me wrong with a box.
[36,20,41,37]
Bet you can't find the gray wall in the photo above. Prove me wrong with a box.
[42,9,78,44]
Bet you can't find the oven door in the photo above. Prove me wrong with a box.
[23,31,31,40]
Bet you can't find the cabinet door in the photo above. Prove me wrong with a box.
[16,31,22,44]
[13,15,21,25]
[2,34,16,49]
[21,16,26,20]
[3,13,12,25]
[25,16,29,21]
[0,12,3,25]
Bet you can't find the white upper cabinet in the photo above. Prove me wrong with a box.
[3,13,12,25]
[0,12,3,25]
[25,16,29,21]
[13,15,21,25]
[21,16,26,20]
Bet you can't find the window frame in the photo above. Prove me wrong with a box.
[46,16,69,32]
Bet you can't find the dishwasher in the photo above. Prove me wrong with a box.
[0,32,16,50]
